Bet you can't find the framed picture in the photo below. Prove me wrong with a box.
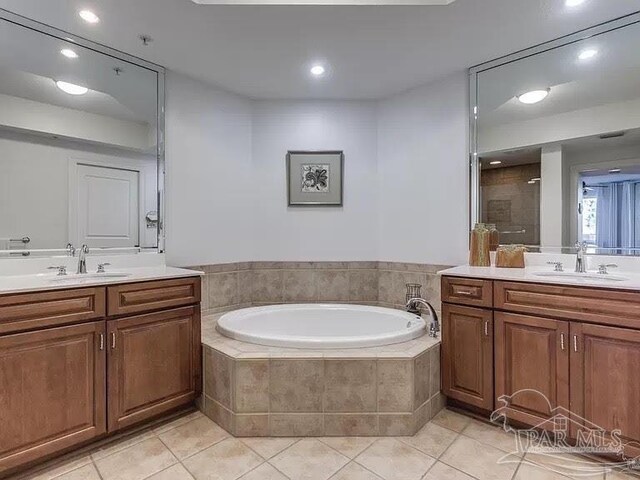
[286,151,344,206]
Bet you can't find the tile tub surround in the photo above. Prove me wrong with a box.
[189,261,450,315]
[200,314,444,437]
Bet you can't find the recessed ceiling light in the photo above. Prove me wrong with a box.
[60,48,78,59]
[489,161,502,165]
[310,65,325,76]
[609,168,622,174]
[56,80,88,95]
[578,49,598,60]
[78,10,100,24]
[517,89,550,105]
[565,0,585,6]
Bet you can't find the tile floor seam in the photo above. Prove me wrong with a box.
[92,460,105,480]
[265,459,293,480]
[314,438,360,461]
[234,459,270,480]
[155,429,229,463]
[346,460,385,480]
[90,429,158,463]
[509,458,523,480]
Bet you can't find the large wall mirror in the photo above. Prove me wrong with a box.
[0,11,164,257]
[470,13,640,256]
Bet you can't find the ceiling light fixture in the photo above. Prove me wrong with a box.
[565,0,585,6]
[578,49,598,60]
[56,80,88,95]
[60,48,78,59]
[310,65,325,76]
[78,10,100,24]
[489,161,502,165]
[531,177,541,182]
[609,169,622,174]
[517,89,550,105]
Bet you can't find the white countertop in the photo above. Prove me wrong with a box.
[439,265,640,291]
[0,265,203,295]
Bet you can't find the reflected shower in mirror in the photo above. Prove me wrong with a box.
[0,13,163,256]
[471,15,640,255]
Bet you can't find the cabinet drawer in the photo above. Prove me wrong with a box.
[442,276,492,308]
[107,277,201,317]
[0,288,106,335]
[495,281,640,328]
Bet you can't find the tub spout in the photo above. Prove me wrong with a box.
[406,298,440,338]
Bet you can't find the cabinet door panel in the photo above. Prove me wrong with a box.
[0,321,106,475]
[108,306,199,432]
[442,304,494,410]
[570,323,640,459]
[494,313,569,427]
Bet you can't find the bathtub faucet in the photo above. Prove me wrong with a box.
[406,298,440,338]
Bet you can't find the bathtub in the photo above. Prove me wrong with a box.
[216,304,426,349]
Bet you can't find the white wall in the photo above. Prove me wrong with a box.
[0,93,153,152]
[163,72,469,266]
[251,101,379,261]
[540,145,563,247]
[0,130,156,250]
[377,73,469,265]
[164,72,254,266]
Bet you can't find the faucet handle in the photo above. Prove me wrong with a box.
[547,261,564,272]
[48,265,67,276]
[97,263,111,273]
[598,264,618,275]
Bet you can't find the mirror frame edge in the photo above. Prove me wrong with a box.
[467,11,640,249]
[0,8,167,254]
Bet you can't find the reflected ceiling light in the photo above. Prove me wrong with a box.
[56,81,88,95]
[60,48,78,59]
[565,0,585,6]
[578,49,598,60]
[489,161,502,165]
[310,65,325,76]
[517,89,550,105]
[609,168,622,173]
[531,177,541,182]
[78,10,100,24]
[528,180,536,184]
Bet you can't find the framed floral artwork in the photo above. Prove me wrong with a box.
[286,151,344,206]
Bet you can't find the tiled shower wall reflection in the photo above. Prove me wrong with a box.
[187,262,451,315]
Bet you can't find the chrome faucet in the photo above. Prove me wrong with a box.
[406,298,440,338]
[575,241,587,273]
[66,242,76,257]
[77,244,89,274]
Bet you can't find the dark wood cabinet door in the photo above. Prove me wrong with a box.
[0,321,106,475]
[494,313,569,427]
[570,322,640,459]
[107,306,200,432]
[442,304,494,410]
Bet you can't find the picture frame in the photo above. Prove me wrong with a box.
[286,150,344,206]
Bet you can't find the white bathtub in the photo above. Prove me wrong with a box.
[216,304,426,349]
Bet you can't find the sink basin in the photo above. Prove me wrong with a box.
[532,271,629,282]
[49,273,132,282]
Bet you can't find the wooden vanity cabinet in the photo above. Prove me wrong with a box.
[441,304,494,410]
[107,305,201,431]
[442,274,640,458]
[494,312,569,427]
[0,276,201,478]
[0,321,106,474]
[570,322,640,458]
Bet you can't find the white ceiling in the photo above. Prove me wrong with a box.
[0,0,638,99]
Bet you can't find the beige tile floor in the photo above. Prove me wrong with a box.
[15,410,639,480]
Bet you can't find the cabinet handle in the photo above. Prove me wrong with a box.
[456,290,474,296]
[484,321,489,336]
[573,335,578,353]
[560,333,565,351]
[99,333,104,351]
[111,332,116,349]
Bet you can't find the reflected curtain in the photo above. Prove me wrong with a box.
[596,181,639,250]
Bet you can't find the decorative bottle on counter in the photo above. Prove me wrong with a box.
[469,223,491,267]
[487,224,500,252]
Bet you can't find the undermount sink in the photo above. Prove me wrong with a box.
[49,273,132,282]
[532,271,629,282]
